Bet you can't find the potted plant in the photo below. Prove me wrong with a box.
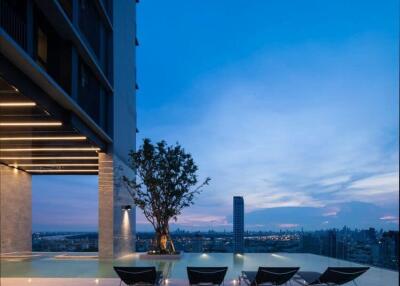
[124,139,210,254]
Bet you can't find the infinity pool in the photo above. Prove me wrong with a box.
[1,252,398,285]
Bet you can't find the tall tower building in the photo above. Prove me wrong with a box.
[233,196,244,253]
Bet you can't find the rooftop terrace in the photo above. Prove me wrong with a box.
[1,252,398,286]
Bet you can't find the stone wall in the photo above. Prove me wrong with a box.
[0,165,32,253]
[98,152,114,258]
[98,153,135,259]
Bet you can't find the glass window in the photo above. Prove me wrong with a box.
[37,28,48,67]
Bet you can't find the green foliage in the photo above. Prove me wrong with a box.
[124,138,210,237]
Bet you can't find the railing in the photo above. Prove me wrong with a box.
[0,0,27,50]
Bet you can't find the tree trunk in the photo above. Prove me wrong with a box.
[154,228,169,253]
[168,233,176,253]
[153,224,176,254]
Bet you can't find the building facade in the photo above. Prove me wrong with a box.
[233,196,244,253]
[0,0,137,258]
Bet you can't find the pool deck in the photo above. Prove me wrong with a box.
[1,278,119,286]
[1,278,203,286]
[0,277,292,286]
[1,252,398,285]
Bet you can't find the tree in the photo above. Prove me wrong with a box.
[124,138,210,253]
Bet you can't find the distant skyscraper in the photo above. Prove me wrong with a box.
[322,230,337,258]
[233,196,244,253]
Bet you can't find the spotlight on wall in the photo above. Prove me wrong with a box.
[122,205,132,211]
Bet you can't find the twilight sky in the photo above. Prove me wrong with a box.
[33,0,399,232]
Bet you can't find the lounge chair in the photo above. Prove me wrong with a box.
[187,266,228,285]
[239,267,299,285]
[114,266,164,286]
[294,267,369,285]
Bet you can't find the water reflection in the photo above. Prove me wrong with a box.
[233,253,244,270]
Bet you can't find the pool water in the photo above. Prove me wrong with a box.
[1,252,398,285]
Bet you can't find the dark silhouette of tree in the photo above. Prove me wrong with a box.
[124,138,210,253]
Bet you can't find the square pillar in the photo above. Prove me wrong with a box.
[98,153,135,259]
[0,165,32,254]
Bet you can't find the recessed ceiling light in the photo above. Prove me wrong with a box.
[0,156,98,160]
[26,169,99,173]
[0,147,100,152]
[0,136,87,141]
[9,163,99,167]
[0,122,62,126]
[0,102,36,107]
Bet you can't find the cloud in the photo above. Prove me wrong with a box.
[244,190,323,210]
[349,172,399,190]
[322,211,338,217]
[278,224,300,228]
[319,175,352,186]
[380,216,398,220]
[379,216,399,223]
[173,214,230,227]
[343,172,399,204]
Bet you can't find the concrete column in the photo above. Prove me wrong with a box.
[98,0,137,259]
[0,165,32,254]
[98,153,135,259]
[98,152,114,258]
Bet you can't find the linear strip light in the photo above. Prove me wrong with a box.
[0,156,98,160]
[26,169,99,173]
[10,163,99,167]
[0,122,62,126]
[0,102,36,107]
[0,136,86,141]
[0,147,100,152]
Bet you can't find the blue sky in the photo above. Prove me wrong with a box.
[33,0,399,231]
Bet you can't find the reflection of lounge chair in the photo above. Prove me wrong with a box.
[240,267,299,285]
[294,267,369,285]
[114,266,164,286]
[187,267,228,285]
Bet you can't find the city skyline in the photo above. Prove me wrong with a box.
[32,0,399,232]
[31,227,399,271]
